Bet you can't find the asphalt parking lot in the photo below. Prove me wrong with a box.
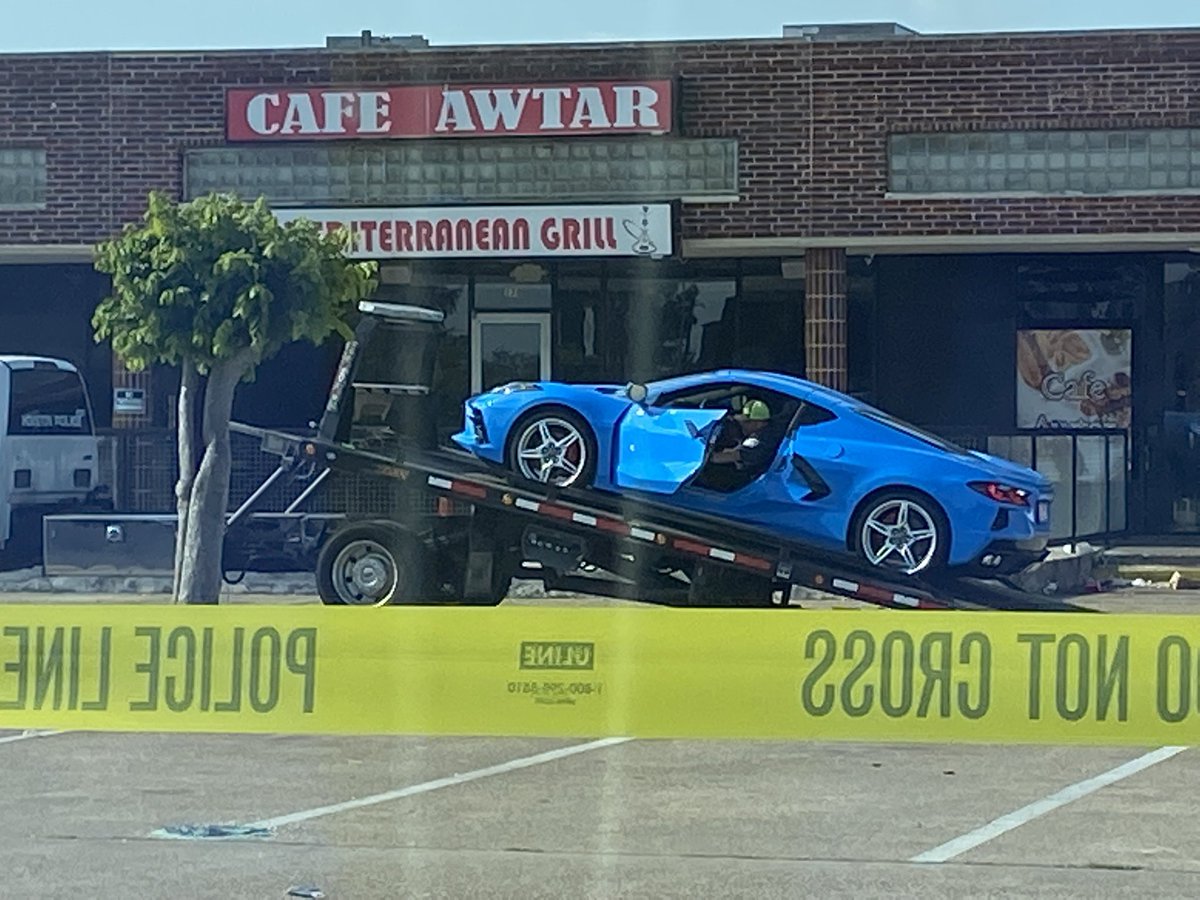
[0,728,1197,898]
[1,586,1197,898]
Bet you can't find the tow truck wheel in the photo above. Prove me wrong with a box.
[316,524,429,606]
[850,489,949,576]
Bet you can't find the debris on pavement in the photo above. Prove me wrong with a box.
[286,887,326,899]
[153,823,274,840]
[1165,571,1200,590]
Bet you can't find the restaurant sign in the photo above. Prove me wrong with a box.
[273,204,673,259]
[227,80,673,141]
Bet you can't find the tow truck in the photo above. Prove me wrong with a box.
[230,301,1088,614]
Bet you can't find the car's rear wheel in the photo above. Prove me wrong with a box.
[851,490,949,576]
[507,408,597,488]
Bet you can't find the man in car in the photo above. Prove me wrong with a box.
[699,399,780,491]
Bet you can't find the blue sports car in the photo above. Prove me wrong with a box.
[452,369,1053,577]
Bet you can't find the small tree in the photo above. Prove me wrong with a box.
[93,192,377,604]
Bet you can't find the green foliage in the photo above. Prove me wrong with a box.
[93,192,377,373]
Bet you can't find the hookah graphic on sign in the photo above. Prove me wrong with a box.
[623,205,659,256]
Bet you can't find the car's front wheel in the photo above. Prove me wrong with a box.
[507,408,597,488]
[851,490,949,576]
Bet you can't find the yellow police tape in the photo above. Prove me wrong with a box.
[1,605,1200,745]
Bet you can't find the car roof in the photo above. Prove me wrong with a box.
[0,355,79,372]
[647,369,860,410]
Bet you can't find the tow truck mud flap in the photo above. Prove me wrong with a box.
[522,526,587,573]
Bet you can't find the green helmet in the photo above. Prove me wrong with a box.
[742,399,771,421]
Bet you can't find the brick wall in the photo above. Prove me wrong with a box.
[2,29,1200,247]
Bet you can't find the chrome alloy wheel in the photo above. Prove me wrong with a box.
[860,498,939,574]
[514,417,587,486]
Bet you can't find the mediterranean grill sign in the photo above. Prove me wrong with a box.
[273,205,673,259]
[227,80,672,140]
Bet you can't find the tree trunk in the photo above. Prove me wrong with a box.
[178,350,255,605]
[172,363,201,604]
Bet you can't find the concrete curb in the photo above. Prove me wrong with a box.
[1106,564,1200,588]
[0,568,317,595]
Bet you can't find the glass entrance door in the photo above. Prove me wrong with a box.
[471,312,551,394]
[1161,260,1200,532]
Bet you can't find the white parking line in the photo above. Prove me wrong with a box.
[910,745,1188,864]
[245,737,632,831]
[0,730,64,746]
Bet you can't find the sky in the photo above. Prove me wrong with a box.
[3,0,1198,52]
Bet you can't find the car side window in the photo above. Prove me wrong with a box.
[792,401,837,428]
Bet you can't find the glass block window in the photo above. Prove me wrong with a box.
[185,138,738,206]
[0,148,47,208]
[889,129,1200,195]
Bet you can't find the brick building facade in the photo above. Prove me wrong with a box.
[2,24,1200,535]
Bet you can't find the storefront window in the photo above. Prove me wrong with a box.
[1016,258,1145,322]
[554,267,613,383]
[871,255,1015,431]
[735,273,804,375]
[1163,259,1200,531]
[605,275,736,381]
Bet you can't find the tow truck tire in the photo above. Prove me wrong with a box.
[316,523,431,606]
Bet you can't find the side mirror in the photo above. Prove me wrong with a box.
[627,383,649,404]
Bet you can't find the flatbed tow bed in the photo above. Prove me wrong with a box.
[231,421,1090,614]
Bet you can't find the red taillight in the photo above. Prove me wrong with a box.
[970,481,1030,506]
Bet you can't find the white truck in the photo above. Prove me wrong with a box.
[0,356,104,561]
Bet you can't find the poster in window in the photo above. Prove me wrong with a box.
[1016,329,1132,429]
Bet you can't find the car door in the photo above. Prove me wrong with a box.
[722,404,857,547]
[612,405,729,494]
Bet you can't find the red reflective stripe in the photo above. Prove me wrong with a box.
[540,505,575,521]
[735,554,774,573]
[595,517,630,535]
[673,538,711,557]
[855,583,896,604]
[854,582,943,609]
[451,481,488,499]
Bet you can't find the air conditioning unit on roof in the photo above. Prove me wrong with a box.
[782,22,918,40]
